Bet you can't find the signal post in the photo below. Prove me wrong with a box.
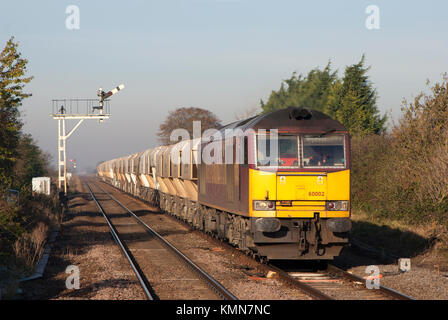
[51,84,124,194]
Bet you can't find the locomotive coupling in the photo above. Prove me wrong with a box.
[255,218,282,233]
[326,218,352,233]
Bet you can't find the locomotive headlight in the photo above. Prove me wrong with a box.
[326,201,349,211]
[253,200,276,211]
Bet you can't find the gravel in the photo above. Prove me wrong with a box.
[335,246,448,300]
[19,182,146,300]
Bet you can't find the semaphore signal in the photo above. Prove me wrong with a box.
[51,84,125,194]
[94,84,125,115]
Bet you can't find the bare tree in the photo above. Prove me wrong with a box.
[157,107,222,145]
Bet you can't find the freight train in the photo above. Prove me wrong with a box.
[97,107,351,261]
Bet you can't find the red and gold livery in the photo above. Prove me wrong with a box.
[98,107,351,260]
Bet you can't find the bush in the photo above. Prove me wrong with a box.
[0,191,56,269]
[351,77,448,226]
[0,203,25,264]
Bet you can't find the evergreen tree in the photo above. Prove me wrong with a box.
[14,134,50,187]
[261,62,337,113]
[0,36,33,186]
[325,55,386,135]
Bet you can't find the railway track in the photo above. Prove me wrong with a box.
[85,181,237,300]
[150,201,415,300]
[269,262,415,300]
[158,205,415,300]
[93,178,415,301]
[156,207,416,300]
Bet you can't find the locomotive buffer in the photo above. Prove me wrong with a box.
[51,84,125,194]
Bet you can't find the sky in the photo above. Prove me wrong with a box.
[1,0,448,172]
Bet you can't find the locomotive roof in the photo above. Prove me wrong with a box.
[221,107,347,133]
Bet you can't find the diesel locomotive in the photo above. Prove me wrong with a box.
[97,107,351,261]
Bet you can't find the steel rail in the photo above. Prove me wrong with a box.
[327,263,415,300]
[153,208,412,300]
[101,181,333,300]
[86,183,155,300]
[97,180,414,300]
[93,181,238,301]
[265,264,334,300]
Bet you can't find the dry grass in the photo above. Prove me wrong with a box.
[351,209,448,259]
[13,222,48,272]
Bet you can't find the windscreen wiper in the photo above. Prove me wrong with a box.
[319,129,336,137]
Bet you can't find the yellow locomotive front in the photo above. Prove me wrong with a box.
[245,113,351,260]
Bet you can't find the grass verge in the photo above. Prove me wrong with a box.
[350,209,448,265]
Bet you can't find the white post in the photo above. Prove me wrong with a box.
[62,118,67,194]
[57,118,68,194]
[57,117,70,194]
[58,119,62,190]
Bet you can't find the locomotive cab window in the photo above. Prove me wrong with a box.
[256,133,346,168]
[302,134,345,168]
[257,135,300,167]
